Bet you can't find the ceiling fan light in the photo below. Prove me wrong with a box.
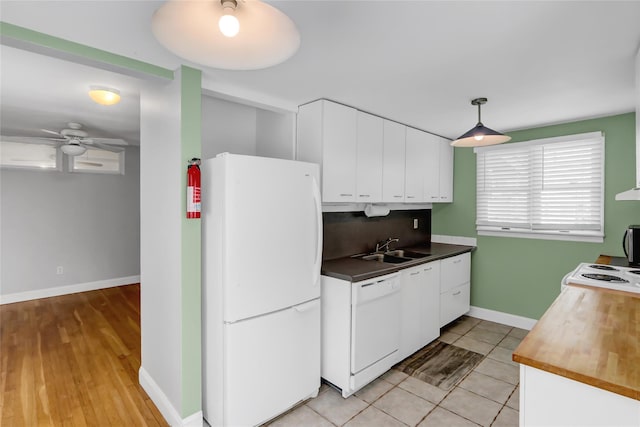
[60,144,87,156]
[219,0,239,37]
[88,86,121,106]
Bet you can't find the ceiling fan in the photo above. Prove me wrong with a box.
[5,122,127,156]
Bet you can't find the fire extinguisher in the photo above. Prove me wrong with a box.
[187,158,201,219]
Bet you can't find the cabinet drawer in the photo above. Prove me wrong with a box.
[440,253,470,293]
[440,282,470,327]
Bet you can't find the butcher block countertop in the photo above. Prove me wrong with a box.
[513,256,640,400]
[321,242,474,282]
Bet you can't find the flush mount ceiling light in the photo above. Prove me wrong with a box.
[88,86,121,106]
[60,143,87,156]
[151,0,301,70]
[451,98,511,147]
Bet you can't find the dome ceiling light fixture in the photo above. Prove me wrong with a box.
[60,142,87,156]
[88,86,121,106]
[151,0,301,70]
[450,98,511,147]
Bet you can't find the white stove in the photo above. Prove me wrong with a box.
[561,263,640,294]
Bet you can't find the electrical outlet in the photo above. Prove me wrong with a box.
[413,218,419,229]
[56,266,63,275]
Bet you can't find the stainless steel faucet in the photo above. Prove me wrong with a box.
[376,237,399,253]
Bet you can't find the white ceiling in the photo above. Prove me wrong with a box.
[1,1,639,144]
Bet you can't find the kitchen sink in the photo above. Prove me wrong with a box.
[360,253,411,264]
[384,250,430,259]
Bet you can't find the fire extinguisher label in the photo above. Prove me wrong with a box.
[187,186,201,218]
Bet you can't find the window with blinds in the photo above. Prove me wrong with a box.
[475,132,604,242]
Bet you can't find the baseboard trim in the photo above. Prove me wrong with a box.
[0,275,141,305]
[139,367,203,427]
[468,306,537,330]
[431,234,477,246]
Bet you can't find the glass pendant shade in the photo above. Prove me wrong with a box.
[152,0,300,70]
[60,144,87,156]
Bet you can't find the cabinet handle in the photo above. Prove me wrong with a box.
[394,195,403,198]
[423,267,432,271]
[339,193,353,197]
[441,196,447,199]
[453,291,462,296]
[431,196,438,199]
[453,259,462,264]
[410,271,420,276]
[359,194,370,198]
[406,195,415,199]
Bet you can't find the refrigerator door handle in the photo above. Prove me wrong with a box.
[293,299,320,313]
[311,175,323,286]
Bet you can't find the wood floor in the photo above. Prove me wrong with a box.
[0,284,168,426]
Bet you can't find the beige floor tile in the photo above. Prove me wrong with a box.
[373,387,435,426]
[491,406,519,427]
[458,372,516,404]
[440,388,502,427]
[453,336,495,355]
[505,386,519,410]
[439,330,462,344]
[343,406,406,427]
[486,346,518,367]
[306,387,368,426]
[497,336,522,351]
[398,375,447,404]
[381,369,409,385]
[444,316,480,335]
[269,405,334,427]
[473,359,520,385]
[507,327,529,339]
[474,320,513,335]
[354,378,394,403]
[418,407,480,427]
[465,328,507,345]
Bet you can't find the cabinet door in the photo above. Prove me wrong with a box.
[420,262,440,346]
[440,253,471,293]
[423,134,440,202]
[405,128,426,202]
[400,266,423,361]
[439,138,453,202]
[322,101,357,202]
[382,120,406,203]
[356,112,383,202]
[440,283,470,327]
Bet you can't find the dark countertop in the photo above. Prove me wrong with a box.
[321,242,475,282]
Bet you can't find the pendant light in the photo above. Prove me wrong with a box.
[450,98,511,147]
[151,0,300,70]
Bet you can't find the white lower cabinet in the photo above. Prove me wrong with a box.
[399,262,441,361]
[440,253,471,327]
[519,365,640,427]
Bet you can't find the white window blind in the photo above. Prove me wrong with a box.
[475,132,604,241]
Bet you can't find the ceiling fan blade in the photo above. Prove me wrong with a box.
[76,161,104,167]
[1,135,63,145]
[89,137,128,146]
[88,141,125,153]
[41,128,63,136]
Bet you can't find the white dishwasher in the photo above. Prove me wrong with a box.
[321,272,401,397]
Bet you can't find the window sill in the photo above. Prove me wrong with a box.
[477,229,604,243]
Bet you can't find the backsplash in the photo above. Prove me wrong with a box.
[322,210,431,260]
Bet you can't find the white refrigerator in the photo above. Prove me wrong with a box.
[202,153,323,427]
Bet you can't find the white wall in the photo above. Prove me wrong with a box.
[0,147,140,298]
[256,109,296,160]
[202,96,257,158]
[202,95,296,160]
[139,77,183,416]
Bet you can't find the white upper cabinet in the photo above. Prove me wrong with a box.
[405,128,427,202]
[439,139,454,202]
[382,120,406,203]
[297,100,357,202]
[356,112,384,202]
[296,99,453,204]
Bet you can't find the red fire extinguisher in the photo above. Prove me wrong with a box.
[187,158,201,219]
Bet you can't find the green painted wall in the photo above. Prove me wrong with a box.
[432,113,640,319]
[180,66,202,417]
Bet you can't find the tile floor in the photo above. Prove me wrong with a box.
[267,316,526,427]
